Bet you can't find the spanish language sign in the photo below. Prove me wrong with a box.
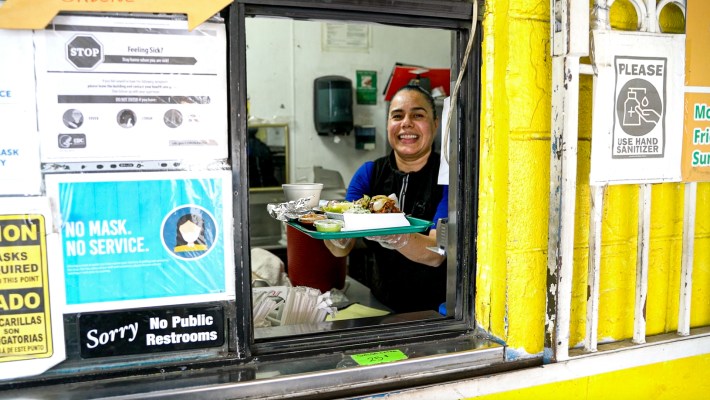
[34,15,228,163]
[682,0,710,182]
[78,305,224,358]
[0,197,65,380]
[0,216,52,361]
[44,170,234,313]
[590,31,684,185]
[0,29,42,195]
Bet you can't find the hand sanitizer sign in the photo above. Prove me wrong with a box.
[613,57,666,158]
[590,31,684,185]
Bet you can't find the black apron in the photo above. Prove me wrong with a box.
[365,151,446,313]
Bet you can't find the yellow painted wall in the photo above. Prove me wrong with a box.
[476,0,710,356]
[468,354,710,399]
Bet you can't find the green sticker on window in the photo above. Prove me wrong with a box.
[350,349,408,366]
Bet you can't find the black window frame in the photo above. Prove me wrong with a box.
[228,0,482,358]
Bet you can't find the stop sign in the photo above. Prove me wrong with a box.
[66,35,104,70]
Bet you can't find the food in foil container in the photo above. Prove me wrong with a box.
[267,197,317,221]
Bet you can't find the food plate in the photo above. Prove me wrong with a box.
[298,212,327,225]
[324,211,344,220]
[286,216,434,239]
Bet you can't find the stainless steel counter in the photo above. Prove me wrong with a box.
[0,332,510,400]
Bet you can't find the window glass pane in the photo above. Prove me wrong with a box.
[246,17,455,339]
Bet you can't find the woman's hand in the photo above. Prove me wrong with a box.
[365,234,410,250]
[370,230,445,267]
[324,237,355,257]
[329,238,353,249]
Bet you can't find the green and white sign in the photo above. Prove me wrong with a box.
[356,70,377,105]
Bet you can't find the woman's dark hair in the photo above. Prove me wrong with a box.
[390,84,437,119]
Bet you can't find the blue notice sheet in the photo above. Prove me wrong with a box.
[45,171,234,310]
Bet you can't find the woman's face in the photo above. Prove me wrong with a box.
[179,220,201,244]
[387,90,438,162]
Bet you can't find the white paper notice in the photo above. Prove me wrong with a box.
[0,30,42,195]
[342,213,410,232]
[438,97,451,185]
[34,15,228,163]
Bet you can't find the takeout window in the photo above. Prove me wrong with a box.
[243,5,480,356]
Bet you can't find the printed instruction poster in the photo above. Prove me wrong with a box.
[322,23,370,52]
[44,170,235,313]
[590,30,685,185]
[0,197,66,381]
[34,15,228,163]
[611,56,667,159]
[0,30,42,195]
[438,97,451,185]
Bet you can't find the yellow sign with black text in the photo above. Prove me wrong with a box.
[0,215,53,362]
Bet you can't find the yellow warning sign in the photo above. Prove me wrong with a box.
[0,0,233,31]
[0,215,53,362]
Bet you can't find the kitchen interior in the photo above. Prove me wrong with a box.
[245,16,453,336]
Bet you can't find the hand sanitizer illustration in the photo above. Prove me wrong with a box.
[623,89,642,127]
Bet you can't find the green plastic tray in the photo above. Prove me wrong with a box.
[286,216,434,240]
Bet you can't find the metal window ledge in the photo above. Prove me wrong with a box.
[1,335,518,399]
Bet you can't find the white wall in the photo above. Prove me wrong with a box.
[246,18,451,187]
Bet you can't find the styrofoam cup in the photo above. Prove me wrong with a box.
[282,183,323,208]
